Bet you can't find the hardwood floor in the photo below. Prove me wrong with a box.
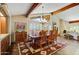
[54,37,79,55]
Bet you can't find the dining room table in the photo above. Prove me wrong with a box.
[28,31,50,49]
[28,31,50,43]
[29,34,40,43]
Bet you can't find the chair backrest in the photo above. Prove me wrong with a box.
[48,30,54,41]
[49,28,58,39]
[39,30,47,42]
[52,29,58,39]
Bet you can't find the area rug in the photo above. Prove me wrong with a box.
[17,42,66,55]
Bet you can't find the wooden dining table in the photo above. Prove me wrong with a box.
[29,33,50,42]
[29,35,40,43]
[28,33,50,49]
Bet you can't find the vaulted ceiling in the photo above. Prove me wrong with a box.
[7,3,70,16]
[57,4,79,21]
[6,3,79,22]
[31,3,79,22]
[31,3,70,14]
[7,3,33,16]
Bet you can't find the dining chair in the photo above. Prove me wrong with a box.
[38,30,47,49]
[47,30,54,44]
[52,29,58,44]
[48,28,58,44]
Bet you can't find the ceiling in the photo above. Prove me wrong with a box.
[31,3,79,22]
[57,5,79,21]
[7,3,32,16]
[6,3,79,21]
[7,3,71,16]
[31,3,70,14]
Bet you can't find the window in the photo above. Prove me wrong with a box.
[29,17,48,31]
[69,24,79,33]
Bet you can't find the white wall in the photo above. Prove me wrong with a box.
[51,14,70,36]
[11,15,28,42]
[51,15,61,35]
[11,15,27,33]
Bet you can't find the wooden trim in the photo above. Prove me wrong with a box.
[26,3,40,17]
[69,20,79,23]
[51,3,79,15]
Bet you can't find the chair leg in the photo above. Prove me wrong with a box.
[48,41,50,45]
[56,39,57,44]
[40,44,42,49]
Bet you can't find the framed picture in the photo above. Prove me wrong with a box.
[15,22,26,32]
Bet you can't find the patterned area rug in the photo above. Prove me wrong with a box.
[17,42,66,55]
